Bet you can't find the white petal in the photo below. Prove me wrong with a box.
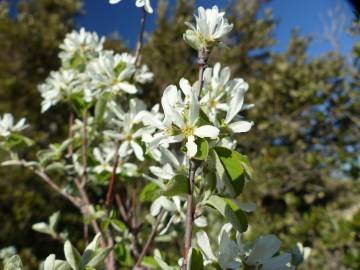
[133,126,155,138]
[130,141,144,161]
[149,165,174,180]
[224,87,244,124]
[119,141,129,156]
[228,121,253,133]
[118,82,137,94]
[189,89,199,124]
[186,135,197,158]
[109,0,122,4]
[179,77,192,97]
[194,125,219,139]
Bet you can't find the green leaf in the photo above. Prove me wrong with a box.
[114,61,126,75]
[111,219,126,232]
[187,248,204,270]
[213,147,246,196]
[64,241,81,270]
[205,195,248,232]
[163,174,189,197]
[94,94,110,123]
[85,247,111,268]
[198,109,211,126]
[236,153,254,179]
[114,243,134,266]
[140,256,159,268]
[194,138,209,161]
[140,182,160,203]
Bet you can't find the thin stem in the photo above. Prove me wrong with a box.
[133,209,166,269]
[81,110,88,186]
[182,49,209,269]
[74,178,106,247]
[83,223,89,245]
[182,160,197,269]
[33,169,80,208]
[106,227,117,270]
[105,141,122,208]
[115,192,129,222]
[134,7,147,67]
[67,110,74,156]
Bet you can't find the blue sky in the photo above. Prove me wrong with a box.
[10,0,360,56]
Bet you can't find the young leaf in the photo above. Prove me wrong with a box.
[49,211,60,230]
[44,254,56,270]
[187,248,204,270]
[94,94,109,123]
[205,195,248,232]
[163,174,189,197]
[213,147,246,196]
[4,255,23,270]
[85,247,111,268]
[32,222,52,235]
[194,138,209,161]
[64,241,81,270]
[140,182,160,202]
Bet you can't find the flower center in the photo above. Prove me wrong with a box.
[165,127,175,136]
[126,134,133,141]
[209,98,218,108]
[111,79,118,85]
[182,125,195,137]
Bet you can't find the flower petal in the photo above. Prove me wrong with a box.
[228,121,253,133]
[130,141,144,161]
[186,135,197,158]
[194,125,219,139]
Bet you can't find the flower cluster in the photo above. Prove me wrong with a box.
[109,0,153,14]
[38,29,153,113]
[184,6,233,51]
[0,113,28,138]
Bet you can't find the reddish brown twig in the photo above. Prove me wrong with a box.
[105,141,122,208]
[134,7,147,67]
[133,209,165,269]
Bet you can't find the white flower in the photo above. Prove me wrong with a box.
[246,235,294,270]
[93,147,115,174]
[223,78,254,134]
[109,0,153,14]
[200,63,231,116]
[38,69,83,113]
[59,28,104,67]
[104,99,154,161]
[86,52,138,97]
[148,79,219,158]
[93,146,138,176]
[135,64,154,84]
[184,6,233,50]
[0,113,28,138]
